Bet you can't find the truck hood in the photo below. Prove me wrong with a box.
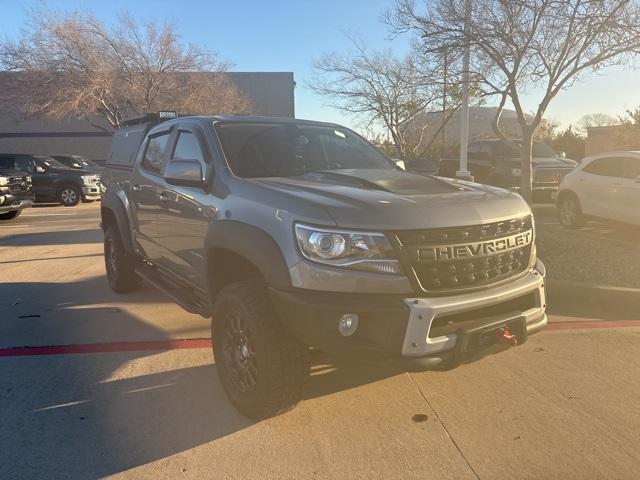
[0,168,29,177]
[252,169,531,230]
[503,157,576,168]
[48,167,86,175]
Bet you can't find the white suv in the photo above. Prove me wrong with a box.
[557,151,640,227]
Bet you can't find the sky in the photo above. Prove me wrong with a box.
[1,0,640,132]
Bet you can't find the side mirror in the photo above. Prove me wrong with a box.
[35,166,46,174]
[163,159,205,187]
[392,158,406,171]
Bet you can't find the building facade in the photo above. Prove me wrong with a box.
[585,124,640,155]
[0,72,295,162]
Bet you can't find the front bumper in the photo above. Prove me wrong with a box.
[270,262,546,371]
[0,196,34,213]
[82,185,102,199]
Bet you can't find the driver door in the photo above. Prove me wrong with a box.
[155,127,213,287]
[18,156,51,199]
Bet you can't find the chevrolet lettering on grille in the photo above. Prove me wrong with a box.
[418,230,533,262]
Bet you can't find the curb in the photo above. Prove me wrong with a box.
[546,278,640,315]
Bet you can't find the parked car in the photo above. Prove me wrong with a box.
[51,154,103,173]
[556,151,640,227]
[439,139,577,202]
[0,163,34,220]
[0,154,101,206]
[101,113,547,419]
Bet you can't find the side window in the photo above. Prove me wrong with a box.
[141,133,170,175]
[584,157,627,178]
[15,156,34,174]
[619,157,640,179]
[467,143,481,160]
[172,131,204,162]
[480,143,492,160]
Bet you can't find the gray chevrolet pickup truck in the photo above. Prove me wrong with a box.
[101,113,547,419]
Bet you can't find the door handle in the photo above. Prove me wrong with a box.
[132,184,142,192]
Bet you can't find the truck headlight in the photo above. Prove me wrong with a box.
[0,176,9,187]
[295,224,401,274]
[511,168,522,177]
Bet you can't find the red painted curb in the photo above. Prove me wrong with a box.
[0,321,639,358]
[0,338,212,357]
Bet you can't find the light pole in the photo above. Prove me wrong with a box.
[457,0,473,181]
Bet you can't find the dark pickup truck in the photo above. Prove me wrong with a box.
[0,154,102,206]
[0,166,33,220]
[101,114,546,419]
[439,139,577,202]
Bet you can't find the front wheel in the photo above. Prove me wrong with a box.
[213,279,308,419]
[558,194,584,228]
[0,209,21,220]
[58,185,81,206]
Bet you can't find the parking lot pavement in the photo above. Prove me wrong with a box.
[1,202,639,479]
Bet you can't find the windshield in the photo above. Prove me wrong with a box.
[216,123,394,178]
[494,141,557,158]
[531,142,557,157]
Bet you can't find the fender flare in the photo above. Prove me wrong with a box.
[100,190,136,254]
[204,221,292,293]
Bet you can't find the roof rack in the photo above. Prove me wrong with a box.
[120,111,179,128]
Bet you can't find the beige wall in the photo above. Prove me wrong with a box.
[586,125,640,156]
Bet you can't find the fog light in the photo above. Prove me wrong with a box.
[338,313,359,336]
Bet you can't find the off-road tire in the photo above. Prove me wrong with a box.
[558,193,584,228]
[213,279,308,419]
[104,223,140,293]
[0,209,21,220]
[58,184,81,206]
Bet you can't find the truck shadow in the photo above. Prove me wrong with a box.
[0,275,403,478]
[0,228,102,246]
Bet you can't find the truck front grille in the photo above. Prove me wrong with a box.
[394,216,533,294]
[8,176,31,193]
[534,168,572,185]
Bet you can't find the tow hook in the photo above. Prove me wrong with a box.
[497,327,518,347]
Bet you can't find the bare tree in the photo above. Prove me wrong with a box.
[578,112,617,134]
[309,37,446,159]
[386,0,640,202]
[0,9,252,130]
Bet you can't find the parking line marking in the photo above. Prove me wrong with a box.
[545,320,640,330]
[1,320,639,358]
[0,338,212,357]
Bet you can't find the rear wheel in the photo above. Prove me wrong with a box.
[558,194,584,228]
[0,209,21,220]
[104,223,140,293]
[213,279,308,419]
[58,185,80,206]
